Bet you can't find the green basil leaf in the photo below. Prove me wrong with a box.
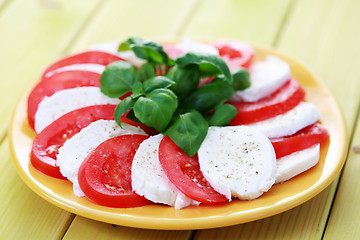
[120,37,174,72]
[118,42,131,51]
[143,76,175,94]
[181,78,235,113]
[137,62,156,82]
[114,97,137,126]
[100,61,138,98]
[165,110,208,157]
[131,81,144,98]
[175,53,232,83]
[231,67,250,91]
[207,104,238,126]
[133,88,177,132]
[166,65,200,99]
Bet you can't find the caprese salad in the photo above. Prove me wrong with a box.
[28,37,329,209]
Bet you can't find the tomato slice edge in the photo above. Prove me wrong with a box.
[78,134,150,208]
[159,136,228,204]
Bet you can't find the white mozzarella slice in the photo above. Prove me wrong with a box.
[248,102,320,138]
[232,56,291,102]
[57,120,146,197]
[90,42,146,67]
[34,87,120,133]
[198,126,276,200]
[131,134,199,209]
[275,144,320,184]
[176,39,219,55]
[44,63,106,78]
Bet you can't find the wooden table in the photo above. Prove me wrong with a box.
[1,0,359,239]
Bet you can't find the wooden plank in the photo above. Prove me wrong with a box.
[193,184,336,239]
[0,0,101,138]
[63,217,194,240]
[323,116,360,238]
[0,139,74,239]
[181,0,294,44]
[0,0,104,238]
[69,0,199,52]
[277,0,360,129]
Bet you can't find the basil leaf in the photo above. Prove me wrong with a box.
[231,68,250,91]
[181,78,235,113]
[167,65,200,99]
[207,104,238,126]
[143,76,175,94]
[120,37,174,72]
[175,53,232,83]
[100,61,138,98]
[114,97,137,126]
[137,62,156,82]
[165,110,208,157]
[133,88,177,132]
[131,81,144,98]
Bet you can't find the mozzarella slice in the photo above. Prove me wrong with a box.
[131,134,199,209]
[34,87,120,133]
[198,126,276,200]
[57,120,146,197]
[275,144,320,184]
[90,42,146,67]
[176,39,219,55]
[44,63,106,78]
[232,56,291,102]
[247,102,320,138]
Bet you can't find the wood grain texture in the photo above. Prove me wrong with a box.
[180,0,294,45]
[0,0,101,138]
[193,184,337,239]
[63,217,194,240]
[69,0,199,52]
[0,139,73,239]
[323,115,360,239]
[277,0,360,129]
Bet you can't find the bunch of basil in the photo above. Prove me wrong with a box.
[100,37,250,157]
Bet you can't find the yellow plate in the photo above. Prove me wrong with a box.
[8,46,348,230]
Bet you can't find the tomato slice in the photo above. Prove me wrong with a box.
[271,123,329,159]
[27,71,101,129]
[42,51,125,78]
[158,136,228,204]
[78,134,150,208]
[213,42,255,70]
[230,79,305,125]
[31,105,116,179]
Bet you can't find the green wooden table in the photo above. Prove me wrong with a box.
[1,0,360,239]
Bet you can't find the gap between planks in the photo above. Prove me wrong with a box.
[273,0,299,47]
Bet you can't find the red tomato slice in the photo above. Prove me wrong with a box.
[158,136,228,204]
[42,51,125,78]
[271,123,329,159]
[213,42,255,70]
[31,105,116,179]
[229,79,305,125]
[27,71,101,129]
[78,134,150,208]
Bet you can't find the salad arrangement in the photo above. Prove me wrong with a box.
[27,37,329,209]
